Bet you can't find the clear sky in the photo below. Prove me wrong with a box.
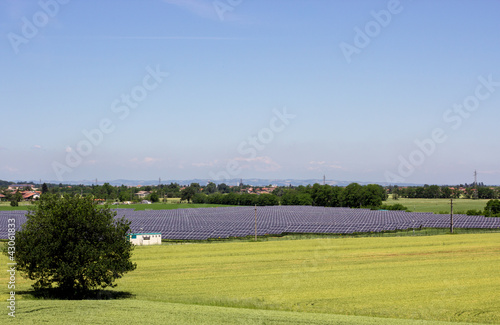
[2,0,500,185]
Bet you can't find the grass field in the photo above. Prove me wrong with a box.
[2,233,499,324]
[386,197,489,214]
[114,203,231,211]
[0,201,229,211]
[0,202,35,211]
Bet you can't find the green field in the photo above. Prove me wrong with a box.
[388,197,489,214]
[2,233,499,324]
[113,203,231,211]
[0,202,35,211]
[0,201,229,211]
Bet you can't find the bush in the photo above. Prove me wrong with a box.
[148,192,160,203]
[379,203,410,211]
[191,193,207,204]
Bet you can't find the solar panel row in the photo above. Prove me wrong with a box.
[1,206,499,240]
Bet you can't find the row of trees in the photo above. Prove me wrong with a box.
[185,183,388,208]
[40,183,179,201]
[389,185,500,199]
[3,181,500,206]
[37,182,252,202]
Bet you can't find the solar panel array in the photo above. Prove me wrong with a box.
[1,206,500,240]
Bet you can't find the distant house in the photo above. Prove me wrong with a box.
[22,191,40,201]
[127,233,162,246]
[135,191,150,199]
[9,184,35,191]
[0,193,6,201]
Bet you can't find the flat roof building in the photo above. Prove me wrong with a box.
[127,233,162,246]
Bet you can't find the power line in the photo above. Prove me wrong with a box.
[473,170,478,200]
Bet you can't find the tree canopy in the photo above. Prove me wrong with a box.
[180,186,197,203]
[5,194,136,298]
[485,199,500,217]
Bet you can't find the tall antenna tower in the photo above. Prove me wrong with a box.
[473,170,478,200]
[323,175,326,186]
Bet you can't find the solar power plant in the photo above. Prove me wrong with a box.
[1,206,500,240]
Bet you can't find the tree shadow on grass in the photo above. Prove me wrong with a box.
[17,288,135,300]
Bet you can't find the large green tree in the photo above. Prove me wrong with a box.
[41,183,49,194]
[204,182,217,194]
[361,184,387,207]
[341,183,363,207]
[5,194,136,297]
[181,186,196,203]
[256,193,279,206]
[485,199,500,217]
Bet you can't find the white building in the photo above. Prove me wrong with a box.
[128,233,162,246]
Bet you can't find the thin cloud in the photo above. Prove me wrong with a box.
[192,160,219,168]
[163,0,218,20]
[2,165,19,173]
[234,156,281,172]
[307,161,342,171]
[98,36,248,41]
[130,157,161,164]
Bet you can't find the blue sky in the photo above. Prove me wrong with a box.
[2,0,500,185]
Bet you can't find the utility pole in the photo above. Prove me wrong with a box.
[450,198,454,234]
[254,205,257,241]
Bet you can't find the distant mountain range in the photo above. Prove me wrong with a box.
[9,178,426,187]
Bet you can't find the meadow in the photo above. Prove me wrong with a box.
[0,201,228,211]
[387,197,489,214]
[2,233,499,324]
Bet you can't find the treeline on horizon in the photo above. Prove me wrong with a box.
[389,183,499,200]
[2,180,500,209]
